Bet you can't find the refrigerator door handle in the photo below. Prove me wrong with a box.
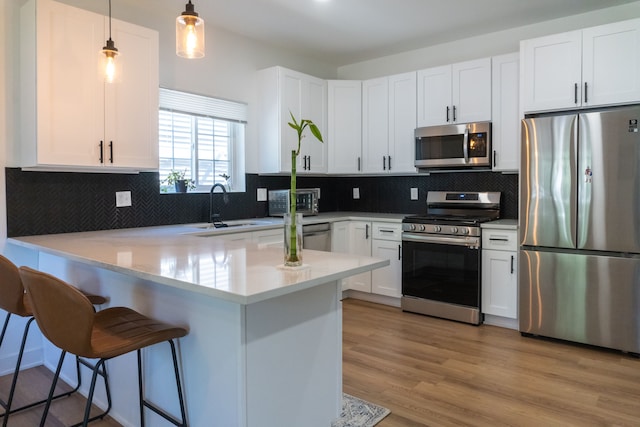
[574,83,578,104]
[463,127,469,163]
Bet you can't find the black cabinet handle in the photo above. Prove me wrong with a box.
[398,244,401,261]
[99,141,104,163]
[511,255,515,274]
[584,82,588,103]
[493,150,497,167]
[453,105,457,122]
[388,156,391,170]
[108,141,113,163]
[574,83,578,104]
[357,157,361,171]
[365,224,369,240]
[446,106,450,122]
[383,156,386,170]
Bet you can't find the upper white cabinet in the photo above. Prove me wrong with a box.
[327,80,362,174]
[417,58,491,127]
[491,53,520,172]
[521,18,640,112]
[362,72,416,174]
[20,0,159,170]
[258,66,328,174]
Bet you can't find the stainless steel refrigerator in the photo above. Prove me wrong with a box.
[520,105,640,354]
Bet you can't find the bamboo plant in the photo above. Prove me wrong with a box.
[285,112,323,265]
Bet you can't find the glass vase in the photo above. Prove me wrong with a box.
[284,213,303,267]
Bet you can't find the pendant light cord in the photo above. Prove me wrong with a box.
[108,0,112,41]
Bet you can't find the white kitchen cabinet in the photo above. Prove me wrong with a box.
[330,221,351,291]
[258,66,328,174]
[491,53,520,172]
[20,0,159,171]
[327,80,362,174]
[344,221,372,293]
[417,58,491,127]
[521,18,640,112]
[481,228,518,320]
[330,221,350,254]
[371,223,402,298]
[362,72,416,174]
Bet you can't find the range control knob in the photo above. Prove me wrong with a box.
[419,224,426,231]
[451,227,459,234]
[409,224,416,231]
[461,228,469,235]
[434,225,441,232]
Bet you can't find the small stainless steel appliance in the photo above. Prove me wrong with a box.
[415,122,492,170]
[268,188,319,216]
[402,191,501,325]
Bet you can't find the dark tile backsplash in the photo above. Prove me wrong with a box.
[6,168,518,237]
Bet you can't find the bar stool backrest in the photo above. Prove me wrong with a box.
[0,255,29,317]
[19,267,95,357]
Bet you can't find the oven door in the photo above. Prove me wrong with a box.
[402,233,481,309]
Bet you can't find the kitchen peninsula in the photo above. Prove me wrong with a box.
[9,224,389,427]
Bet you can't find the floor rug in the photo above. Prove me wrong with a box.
[331,393,391,427]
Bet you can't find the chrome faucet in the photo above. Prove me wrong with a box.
[210,183,229,228]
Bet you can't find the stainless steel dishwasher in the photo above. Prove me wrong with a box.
[303,222,331,252]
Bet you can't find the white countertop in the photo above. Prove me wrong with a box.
[9,219,391,305]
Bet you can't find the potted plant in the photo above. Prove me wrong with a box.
[162,169,196,193]
[285,112,323,266]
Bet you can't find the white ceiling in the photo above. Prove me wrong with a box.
[170,0,638,65]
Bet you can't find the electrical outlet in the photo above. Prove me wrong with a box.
[353,188,360,199]
[257,188,268,201]
[410,188,419,200]
[115,191,131,207]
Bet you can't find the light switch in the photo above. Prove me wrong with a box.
[257,188,268,201]
[115,191,131,207]
[410,188,419,200]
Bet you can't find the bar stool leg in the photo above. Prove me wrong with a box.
[138,340,188,427]
[40,349,66,427]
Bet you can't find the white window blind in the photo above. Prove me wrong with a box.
[159,88,247,123]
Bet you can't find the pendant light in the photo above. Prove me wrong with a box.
[102,0,118,83]
[176,1,205,59]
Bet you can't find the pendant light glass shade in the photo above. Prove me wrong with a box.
[102,0,118,83]
[176,1,205,59]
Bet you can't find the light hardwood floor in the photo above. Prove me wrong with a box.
[3,300,640,426]
[342,298,640,427]
[0,364,119,426]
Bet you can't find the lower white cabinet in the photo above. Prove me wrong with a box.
[481,228,518,319]
[345,221,373,293]
[371,238,402,298]
[332,221,402,297]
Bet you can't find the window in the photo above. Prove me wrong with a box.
[158,88,247,192]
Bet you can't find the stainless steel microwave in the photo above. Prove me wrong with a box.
[414,122,492,170]
[268,188,320,216]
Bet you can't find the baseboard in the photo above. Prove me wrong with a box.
[0,347,43,376]
[483,314,518,330]
[342,290,401,308]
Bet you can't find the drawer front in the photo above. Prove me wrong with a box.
[372,223,402,241]
[482,229,518,251]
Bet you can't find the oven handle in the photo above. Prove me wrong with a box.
[402,232,480,248]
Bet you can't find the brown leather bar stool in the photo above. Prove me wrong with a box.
[0,255,107,426]
[19,266,189,427]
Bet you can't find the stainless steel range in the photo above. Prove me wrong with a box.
[401,191,501,325]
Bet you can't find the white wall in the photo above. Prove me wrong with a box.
[338,1,640,79]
